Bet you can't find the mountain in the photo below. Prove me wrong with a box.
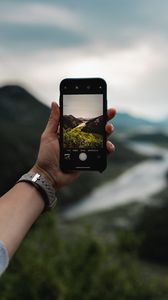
[0,85,49,125]
[63,115,82,129]
[81,115,103,134]
[158,117,168,129]
[0,85,50,195]
[129,132,168,146]
[63,114,104,134]
[112,112,168,135]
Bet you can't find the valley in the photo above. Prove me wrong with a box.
[63,114,103,148]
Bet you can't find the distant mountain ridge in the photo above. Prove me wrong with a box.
[63,114,103,134]
[112,112,168,134]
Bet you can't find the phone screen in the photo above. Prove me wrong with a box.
[60,78,107,172]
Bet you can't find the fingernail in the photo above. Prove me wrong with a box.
[110,143,115,151]
[111,124,114,132]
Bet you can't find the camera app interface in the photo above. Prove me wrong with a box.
[63,94,103,163]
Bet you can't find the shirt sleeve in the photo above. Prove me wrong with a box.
[0,240,9,276]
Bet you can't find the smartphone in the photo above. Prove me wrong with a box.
[59,78,107,172]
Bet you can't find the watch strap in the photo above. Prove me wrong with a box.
[17,172,57,211]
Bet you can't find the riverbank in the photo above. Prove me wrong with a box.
[58,137,147,208]
[63,142,168,219]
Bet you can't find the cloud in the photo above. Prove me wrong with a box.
[0,24,87,50]
[1,40,167,119]
[66,0,168,48]
[0,2,88,49]
[0,3,83,32]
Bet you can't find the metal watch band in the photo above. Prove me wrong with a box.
[17,172,57,211]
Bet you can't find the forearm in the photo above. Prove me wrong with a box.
[0,182,45,259]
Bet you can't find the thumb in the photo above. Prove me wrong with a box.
[43,102,60,135]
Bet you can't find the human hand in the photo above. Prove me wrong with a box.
[31,102,116,191]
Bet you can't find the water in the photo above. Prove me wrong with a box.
[64,142,168,219]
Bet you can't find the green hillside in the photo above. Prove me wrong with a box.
[0,85,50,195]
[63,127,103,148]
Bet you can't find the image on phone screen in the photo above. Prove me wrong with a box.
[63,94,103,151]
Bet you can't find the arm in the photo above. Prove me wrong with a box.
[0,102,116,272]
[0,182,45,259]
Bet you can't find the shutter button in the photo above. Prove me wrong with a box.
[79,152,87,161]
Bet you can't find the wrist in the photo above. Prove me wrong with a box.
[17,171,57,212]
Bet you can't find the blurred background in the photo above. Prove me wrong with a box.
[0,0,168,299]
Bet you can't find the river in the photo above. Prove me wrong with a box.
[64,142,168,219]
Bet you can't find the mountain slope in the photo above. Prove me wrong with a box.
[81,115,103,134]
[0,85,50,195]
[63,115,82,129]
[112,112,168,134]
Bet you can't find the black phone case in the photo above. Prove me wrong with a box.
[59,78,107,172]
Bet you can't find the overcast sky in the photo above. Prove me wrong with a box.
[0,0,168,120]
[63,94,103,118]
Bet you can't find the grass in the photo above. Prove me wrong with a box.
[63,128,103,148]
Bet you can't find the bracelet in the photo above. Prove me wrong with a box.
[17,172,57,211]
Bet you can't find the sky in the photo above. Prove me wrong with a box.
[0,0,168,120]
[63,94,103,118]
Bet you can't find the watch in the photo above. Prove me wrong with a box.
[17,172,57,211]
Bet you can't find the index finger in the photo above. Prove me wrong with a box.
[107,108,116,120]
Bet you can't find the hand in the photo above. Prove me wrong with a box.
[106,108,116,152]
[31,102,116,191]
